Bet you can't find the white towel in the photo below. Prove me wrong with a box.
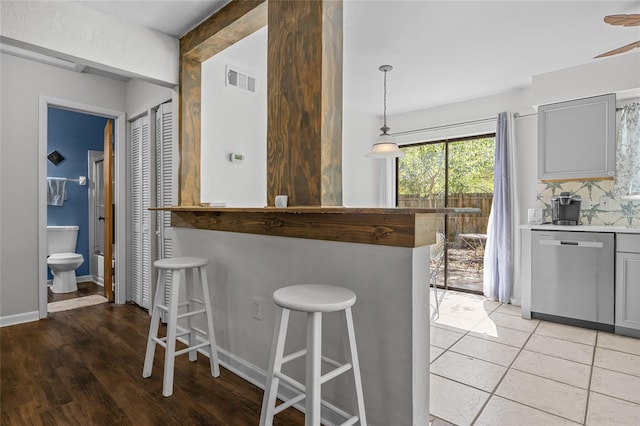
[47,178,67,206]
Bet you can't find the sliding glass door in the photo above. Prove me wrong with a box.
[397,134,495,293]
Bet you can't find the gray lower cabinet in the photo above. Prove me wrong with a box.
[615,234,640,337]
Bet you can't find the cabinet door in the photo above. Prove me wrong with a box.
[538,93,615,181]
[616,252,640,332]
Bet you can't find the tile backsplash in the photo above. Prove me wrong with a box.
[537,180,640,226]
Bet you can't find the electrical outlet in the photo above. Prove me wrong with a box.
[600,196,612,211]
[251,297,262,320]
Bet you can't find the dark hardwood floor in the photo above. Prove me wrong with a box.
[47,281,104,303]
[1,303,305,425]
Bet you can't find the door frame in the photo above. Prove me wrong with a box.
[88,150,104,283]
[38,96,127,318]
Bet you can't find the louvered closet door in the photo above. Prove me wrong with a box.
[130,115,152,309]
[154,102,175,313]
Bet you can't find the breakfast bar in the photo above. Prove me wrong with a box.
[153,206,479,425]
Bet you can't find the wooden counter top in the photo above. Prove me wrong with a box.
[153,206,481,248]
[152,206,480,215]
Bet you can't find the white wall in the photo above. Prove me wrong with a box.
[173,228,429,425]
[0,0,179,86]
[200,27,267,207]
[532,52,640,107]
[0,53,127,320]
[125,79,176,120]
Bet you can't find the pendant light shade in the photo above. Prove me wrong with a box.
[366,64,404,159]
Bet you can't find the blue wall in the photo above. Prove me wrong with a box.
[47,107,108,277]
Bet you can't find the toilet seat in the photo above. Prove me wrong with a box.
[48,252,83,263]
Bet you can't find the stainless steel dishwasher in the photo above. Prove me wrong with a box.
[531,230,615,331]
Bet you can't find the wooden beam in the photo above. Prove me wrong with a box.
[181,1,267,62]
[178,0,267,206]
[267,0,343,207]
[178,57,201,206]
[171,209,436,248]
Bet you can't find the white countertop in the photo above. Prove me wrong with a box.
[520,224,640,234]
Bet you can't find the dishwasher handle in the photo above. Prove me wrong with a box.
[539,240,604,248]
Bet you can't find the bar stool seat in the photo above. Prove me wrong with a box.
[260,284,367,426]
[143,256,220,397]
[273,284,356,312]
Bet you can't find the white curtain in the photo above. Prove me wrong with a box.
[613,102,640,199]
[484,112,517,302]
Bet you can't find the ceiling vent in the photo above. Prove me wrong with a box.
[226,66,256,94]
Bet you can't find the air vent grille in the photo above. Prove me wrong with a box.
[226,66,256,94]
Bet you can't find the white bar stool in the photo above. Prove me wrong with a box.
[260,284,367,426]
[142,257,220,397]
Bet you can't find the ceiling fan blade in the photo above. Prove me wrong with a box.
[594,40,640,58]
[604,14,640,27]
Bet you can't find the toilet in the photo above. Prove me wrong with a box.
[47,226,84,293]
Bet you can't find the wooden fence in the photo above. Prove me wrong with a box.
[399,193,493,241]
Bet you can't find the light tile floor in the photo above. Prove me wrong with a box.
[428,289,640,426]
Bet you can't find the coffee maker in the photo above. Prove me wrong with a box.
[551,192,582,225]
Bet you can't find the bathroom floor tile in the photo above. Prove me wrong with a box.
[475,395,581,426]
[590,366,640,405]
[597,331,640,355]
[495,369,588,423]
[450,335,520,367]
[470,319,532,348]
[535,321,597,346]
[429,373,490,425]
[594,347,640,377]
[525,334,594,365]
[586,392,640,426]
[431,351,507,392]
[512,350,591,389]
[488,311,539,333]
[430,326,464,350]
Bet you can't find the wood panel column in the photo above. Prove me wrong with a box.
[267,0,343,207]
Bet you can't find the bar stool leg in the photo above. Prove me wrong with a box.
[345,307,367,426]
[185,267,198,362]
[259,308,290,426]
[306,311,322,426]
[162,269,182,397]
[199,266,220,377]
[143,269,166,378]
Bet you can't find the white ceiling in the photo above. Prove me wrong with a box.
[76,1,640,114]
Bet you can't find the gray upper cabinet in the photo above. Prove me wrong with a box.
[538,93,616,181]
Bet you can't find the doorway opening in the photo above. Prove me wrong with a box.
[38,96,126,318]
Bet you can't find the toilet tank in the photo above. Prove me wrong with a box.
[47,226,79,255]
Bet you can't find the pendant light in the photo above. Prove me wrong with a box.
[366,64,404,158]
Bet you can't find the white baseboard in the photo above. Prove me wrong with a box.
[0,310,39,327]
[175,335,348,426]
[47,275,103,287]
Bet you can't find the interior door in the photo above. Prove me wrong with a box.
[155,102,175,315]
[103,119,114,302]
